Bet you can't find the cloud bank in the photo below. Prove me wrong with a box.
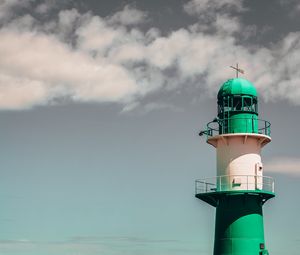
[264,157,300,176]
[0,0,300,110]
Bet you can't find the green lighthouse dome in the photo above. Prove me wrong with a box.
[217,78,257,99]
[217,78,259,134]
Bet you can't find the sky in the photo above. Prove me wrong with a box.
[0,0,300,254]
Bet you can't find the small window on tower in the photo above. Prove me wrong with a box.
[242,96,253,111]
[233,96,242,110]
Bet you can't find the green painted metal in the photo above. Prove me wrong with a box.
[220,114,258,134]
[195,190,274,207]
[217,78,259,135]
[214,194,267,255]
[218,78,257,98]
[205,118,271,137]
[196,78,274,254]
[195,191,274,255]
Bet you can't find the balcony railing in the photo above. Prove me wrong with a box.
[195,175,275,194]
[201,118,271,137]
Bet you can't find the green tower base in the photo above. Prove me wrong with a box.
[196,191,274,255]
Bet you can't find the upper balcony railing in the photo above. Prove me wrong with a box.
[200,117,271,138]
[195,175,275,195]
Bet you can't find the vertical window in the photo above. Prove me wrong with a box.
[233,95,242,111]
[242,96,253,111]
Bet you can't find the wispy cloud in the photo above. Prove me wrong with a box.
[0,0,33,20]
[108,5,148,26]
[279,0,300,15]
[184,0,245,18]
[70,235,180,244]
[0,238,109,254]
[264,157,300,176]
[0,236,186,255]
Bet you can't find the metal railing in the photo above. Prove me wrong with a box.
[203,118,271,137]
[195,175,275,194]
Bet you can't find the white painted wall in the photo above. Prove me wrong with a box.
[213,134,267,191]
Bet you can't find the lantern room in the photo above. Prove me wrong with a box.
[217,78,258,134]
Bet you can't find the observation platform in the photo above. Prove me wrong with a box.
[195,175,275,207]
[199,117,272,147]
[200,117,271,137]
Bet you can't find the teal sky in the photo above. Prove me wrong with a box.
[0,1,300,255]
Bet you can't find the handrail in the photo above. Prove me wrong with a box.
[203,117,271,137]
[195,175,275,194]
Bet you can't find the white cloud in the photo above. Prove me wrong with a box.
[0,29,138,108]
[183,0,244,36]
[76,15,124,54]
[108,5,148,26]
[184,0,244,17]
[214,14,241,35]
[146,29,190,69]
[0,74,48,109]
[56,8,81,39]
[264,157,300,176]
[35,3,50,14]
[5,14,36,31]
[108,42,145,64]
[0,0,300,110]
[0,0,33,20]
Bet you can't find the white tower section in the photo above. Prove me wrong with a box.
[207,133,271,191]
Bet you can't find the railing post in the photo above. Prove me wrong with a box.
[247,175,248,190]
[265,121,267,135]
[249,116,250,133]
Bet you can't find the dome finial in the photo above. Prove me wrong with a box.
[230,63,245,78]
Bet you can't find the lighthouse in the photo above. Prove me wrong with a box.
[196,74,275,255]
